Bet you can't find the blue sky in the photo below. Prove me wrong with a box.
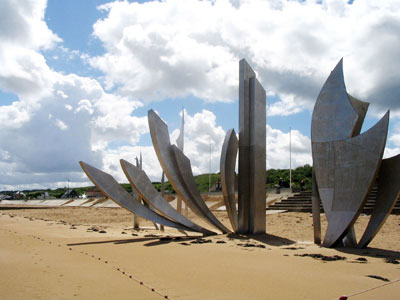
[0,0,399,190]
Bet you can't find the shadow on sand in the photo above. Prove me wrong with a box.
[0,206,54,210]
[227,233,296,247]
[67,236,200,247]
[67,232,296,248]
[336,246,400,260]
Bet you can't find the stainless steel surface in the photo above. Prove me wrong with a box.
[248,77,266,234]
[148,109,230,233]
[171,145,231,233]
[312,169,321,244]
[79,161,194,232]
[348,94,369,137]
[311,59,358,143]
[340,226,357,247]
[220,128,238,232]
[358,154,400,248]
[120,159,215,235]
[238,59,255,233]
[312,59,391,248]
[238,59,266,234]
[318,112,389,247]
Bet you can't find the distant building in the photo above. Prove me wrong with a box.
[85,187,106,198]
[61,189,79,199]
[0,194,12,200]
[39,192,49,199]
[15,191,25,199]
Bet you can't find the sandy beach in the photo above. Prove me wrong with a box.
[1,205,399,299]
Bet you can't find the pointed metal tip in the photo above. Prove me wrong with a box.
[239,58,251,68]
[332,58,344,74]
[385,109,390,118]
[226,128,236,136]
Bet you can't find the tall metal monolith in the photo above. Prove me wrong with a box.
[238,59,266,234]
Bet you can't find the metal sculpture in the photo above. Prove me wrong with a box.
[311,59,399,248]
[220,128,238,232]
[79,161,195,232]
[148,109,230,234]
[79,57,397,247]
[120,159,215,235]
[80,59,266,236]
[221,59,266,234]
[358,154,400,248]
[316,113,388,247]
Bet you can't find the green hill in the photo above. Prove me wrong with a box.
[6,164,313,199]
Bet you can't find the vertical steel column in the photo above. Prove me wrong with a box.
[238,59,266,234]
[248,77,266,234]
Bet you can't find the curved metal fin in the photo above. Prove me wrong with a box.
[148,109,230,233]
[348,94,369,137]
[79,161,194,232]
[120,159,215,235]
[311,58,358,143]
[220,128,238,232]
[322,111,389,247]
[171,145,231,233]
[358,153,400,248]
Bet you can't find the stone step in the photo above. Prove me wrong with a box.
[267,189,400,214]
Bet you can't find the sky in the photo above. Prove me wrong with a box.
[1,0,400,190]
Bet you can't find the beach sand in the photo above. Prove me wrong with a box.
[1,205,399,299]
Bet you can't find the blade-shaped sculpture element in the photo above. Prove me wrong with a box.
[312,59,369,246]
[120,159,215,235]
[311,59,358,143]
[317,111,389,247]
[220,128,238,232]
[358,154,400,248]
[171,145,231,233]
[148,109,230,233]
[79,161,195,232]
[348,94,369,137]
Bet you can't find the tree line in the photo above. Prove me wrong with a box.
[1,165,313,199]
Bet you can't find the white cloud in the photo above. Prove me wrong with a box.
[0,0,60,49]
[89,0,400,116]
[101,145,162,184]
[0,0,60,98]
[383,119,400,158]
[0,0,151,189]
[3,0,399,190]
[149,110,312,180]
[267,125,312,169]
[0,73,150,189]
[171,109,227,175]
